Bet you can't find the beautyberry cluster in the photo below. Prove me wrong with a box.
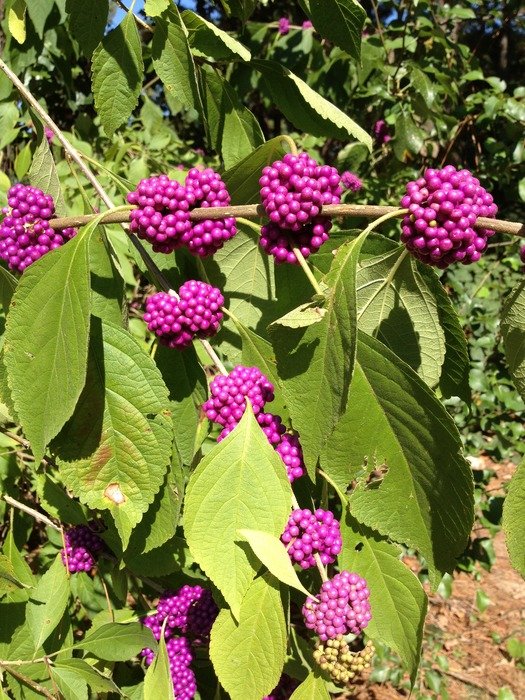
[259,152,341,263]
[182,168,237,256]
[341,170,363,193]
[373,119,391,145]
[400,165,498,268]
[313,637,375,686]
[141,586,218,699]
[144,281,224,349]
[60,525,104,573]
[280,508,342,569]
[263,674,300,699]
[0,184,76,272]
[302,570,371,641]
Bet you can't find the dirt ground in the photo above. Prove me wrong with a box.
[356,460,525,699]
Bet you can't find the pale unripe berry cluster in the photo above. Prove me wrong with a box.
[144,281,224,349]
[314,636,375,685]
[0,184,76,272]
[60,525,104,573]
[281,508,342,569]
[302,570,372,641]
[400,165,498,268]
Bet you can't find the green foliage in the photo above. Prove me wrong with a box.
[502,459,525,577]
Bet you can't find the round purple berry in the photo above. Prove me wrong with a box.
[144,282,224,349]
[61,525,104,574]
[341,171,363,193]
[400,165,498,268]
[259,152,341,232]
[202,366,274,428]
[127,175,192,253]
[0,184,76,273]
[281,508,342,569]
[278,17,290,35]
[259,216,332,264]
[302,570,371,641]
[182,168,236,257]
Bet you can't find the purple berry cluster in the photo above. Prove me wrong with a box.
[400,165,498,268]
[60,525,104,573]
[0,184,76,273]
[373,119,391,145]
[341,171,363,193]
[144,281,224,349]
[264,674,300,699]
[281,508,342,569]
[258,153,341,264]
[141,586,218,699]
[127,169,236,257]
[278,17,290,35]
[302,571,371,641]
[182,168,237,256]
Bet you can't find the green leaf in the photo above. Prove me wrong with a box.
[271,302,326,329]
[184,406,291,619]
[28,136,66,215]
[155,344,207,466]
[144,0,170,16]
[27,555,70,650]
[393,112,424,160]
[66,0,109,56]
[340,514,427,682]
[356,247,445,388]
[4,226,92,461]
[0,267,17,312]
[14,142,32,181]
[8,0,27,44]
[289,671,330,699]
[152,6,202,113]
[502,459,525,577]
[410,65,437,108]
[301,0,366,61]
[201,66,264,169]
[92,12,144,136]
[26,0,54,38]
[74,622,155,661]
[34,474,87,526]
[252,59,371,149]
[0,553,28,595]
[144,625,175,700]
[1,527,35,603]
[325,332,473,586]
[182,10,251,61]
[238,529,312,598]
[53,659,120,695]
[50,666,88,700]
[89,228,125,325]
[273,235,365,476]
[222,137,290,205]
[54,319,173,549]
[218,0,255,21]
[210,573,286,700]
[501,280,525,403]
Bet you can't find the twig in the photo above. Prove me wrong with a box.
[46,205,524,237]
[292,246,323,295]
[3,495,61,532]
[199,339,228,375]
[114,0,153,32]
[3,666,57,699]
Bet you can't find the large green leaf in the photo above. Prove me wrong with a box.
[210,574,286,700]
[4,226,92,461]
[54,320,173,548]
[201,66,264,169]
[502,459,525,577]
[184,407,291,619]
[27,555,70,650]
[272,235,365,476]
[324,332,473,586]
[357,246,445,388]
[66,0,108,56]
[252,60,371,149]
[340,514,427,682]
[92,12,144,136]
[301,0,366,61]
[89,228,125,326]
[74,622,155,661]
[28,136,66,215]
[26,0,54,38]
[0,268,17,311]
[182,10,251,61]
[52,659,120,695]
[152,6,202,113]
[144,626,175,700]
[289,672,330,699]
[501,279,525,403]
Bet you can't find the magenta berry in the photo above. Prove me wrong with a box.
[182,168,237,256]
[202,365,274,427]
[373,119,391,145]
[44,127,54,144]
[278,17,290,35]
[127,175,192,253]
[302,571,371,641]
[259,152,341,232]
[341,171,363,192]
[281,508,342,569]
[0,184,76,273]
[142,636,197,700]
[276,431,305,482]
[61,525,104,574]
[302,20,313,29]
[144,282,224,350]
[259,217,332,264]
[400,165,498,269]
[519,244,525,264]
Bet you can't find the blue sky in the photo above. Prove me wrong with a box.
[113,1,198,25]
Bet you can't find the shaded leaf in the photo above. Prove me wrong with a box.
[182,10,251,61]
[27,555,70,650]
[66,0,109,56]
[0,267,17,312]
[501,280,525,403]
[502,459,525,577]
[301,0,366,61]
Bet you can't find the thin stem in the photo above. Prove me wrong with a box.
[313,553,329,583]
[199,339,228,375]
[292,247,323,295]
[3,495,61,532]
[114,0,153,31]
[3,667,56,699]
[100,576,115,622]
